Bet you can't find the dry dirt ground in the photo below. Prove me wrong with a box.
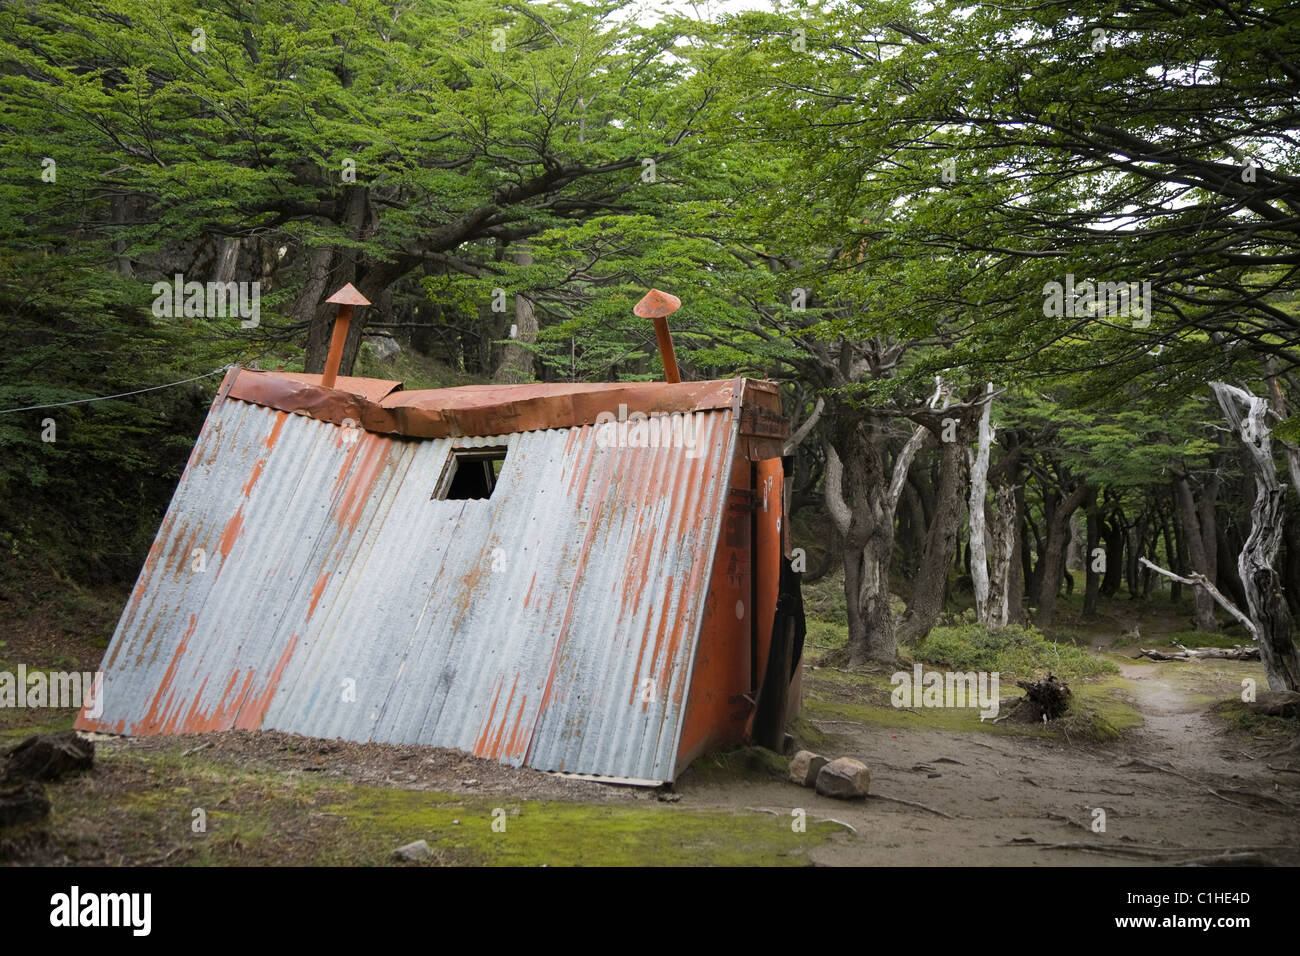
[680,654,1300,866]
[3,635,1298,866]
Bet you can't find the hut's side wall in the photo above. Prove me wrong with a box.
[77,398,739,783]
[675,451,789,772]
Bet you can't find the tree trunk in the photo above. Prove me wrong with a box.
[967,383,994,623]
[1164,504,1185,600]
[493,242,538,383]
[1125,515,1144,599]
[1174,475,1217,631]
[1100,509,1125,597]
[1211,382,1300,691]
[1018,486,1036,603]
[825,412,928,666]
[987,482,1017,627]
[1035,483,1090,626]
[1083,488,1100,618]
[1172,496,1187,601]
[899,434,967,643]
[899,483,927,575]
[1216,521,1248,610]
[1026,489,1051,603]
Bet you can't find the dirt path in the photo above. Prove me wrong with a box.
[676,661,1300,866]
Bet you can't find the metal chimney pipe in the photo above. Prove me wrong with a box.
[321,283,372,390]
[633,288,683,384]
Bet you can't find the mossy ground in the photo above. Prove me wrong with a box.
[1212,699,1300,741]
[3,741,838,866]
[332,788,837,866]
[796,568,1147,744]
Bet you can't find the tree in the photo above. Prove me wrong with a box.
[1,0,701,376]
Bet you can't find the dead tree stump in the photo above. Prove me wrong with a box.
[1016,674,1071,721]
[3,731,94,782]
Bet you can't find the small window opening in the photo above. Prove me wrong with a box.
[435,447,507,500]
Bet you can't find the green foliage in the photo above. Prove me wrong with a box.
[0,252,222,585]
[1159,631,1252,650]
[916,622,1116,681]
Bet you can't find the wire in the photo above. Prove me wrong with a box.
[0,366,233,415]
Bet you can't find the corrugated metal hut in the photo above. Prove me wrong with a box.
[76,348,804,783]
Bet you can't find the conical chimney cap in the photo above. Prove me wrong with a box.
[326,283,371,306]
[633,288,681,318]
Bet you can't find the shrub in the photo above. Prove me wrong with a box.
[915,622,1115,681]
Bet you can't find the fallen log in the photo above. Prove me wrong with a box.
[1138,644,1260,662]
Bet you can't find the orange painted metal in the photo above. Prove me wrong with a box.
[225,370,786,458]
[261,371,402,403]
[675,450,796,769]
[326,282,372,307]
[633,288,682,319]
[652,316,681,383]
[320,305,352,391]
[751,456,784,731]
[320,283,371,390]
[633,289,682,383]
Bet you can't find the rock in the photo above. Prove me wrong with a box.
[787,750,829,787]
[1249,691,1300,718]
[393,839,431,862]
[0,780,51,828]
[3,732,94,782]
[815,757,871,799]
[364,335,401,362]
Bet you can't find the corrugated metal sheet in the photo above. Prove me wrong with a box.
[79,396,740,782]
[222,369,786,458]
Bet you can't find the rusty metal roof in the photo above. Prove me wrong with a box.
[224,369,785,457]
[77,380,766,781]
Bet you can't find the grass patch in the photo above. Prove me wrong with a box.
[915,621,1116,682]
[800,571,847,627]
[331,788,838,866]
[0,711,79,737]
[1061,677,1145,741]
[787,713,832,749]
[1213,699,1300,738]
[801,659,1139,742]
[1155,630,1252,650]
[801,665,1036,736]
[805,618,847,649]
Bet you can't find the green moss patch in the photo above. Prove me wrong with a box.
[5,740,837,866]
[330,788,836,866]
